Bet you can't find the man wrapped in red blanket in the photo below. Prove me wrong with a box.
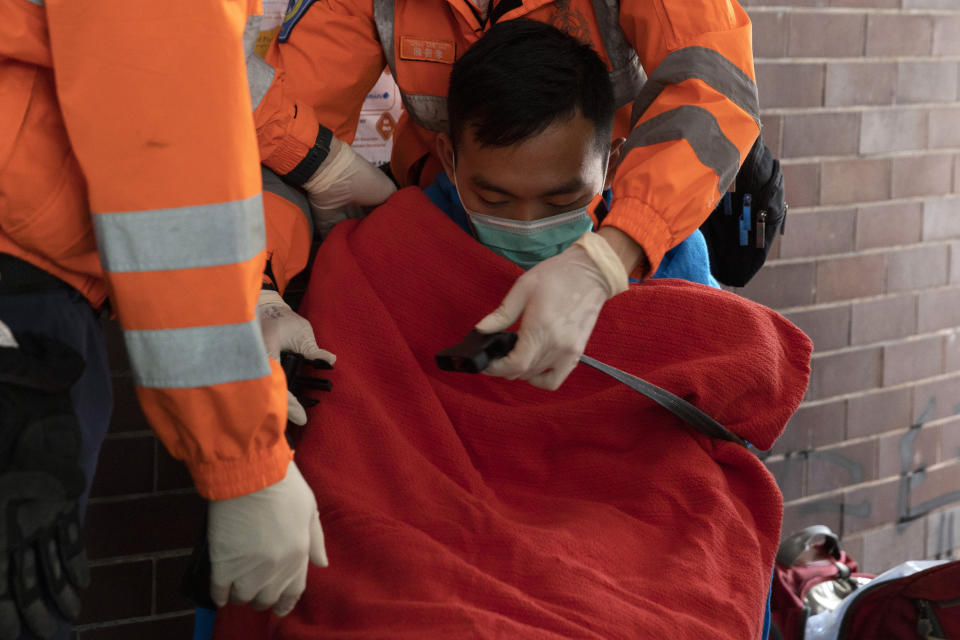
[215,20,811,639]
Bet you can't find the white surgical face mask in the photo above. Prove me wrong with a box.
[452,161,606,270]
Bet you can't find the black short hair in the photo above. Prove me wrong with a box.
[447,19,615,151]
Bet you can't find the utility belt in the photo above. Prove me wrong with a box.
[0,253,73,294]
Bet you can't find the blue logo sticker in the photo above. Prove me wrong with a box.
[278,0,318,43]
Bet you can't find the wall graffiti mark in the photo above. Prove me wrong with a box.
[770,390,960,553]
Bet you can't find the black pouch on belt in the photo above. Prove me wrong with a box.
[699,134,787,288]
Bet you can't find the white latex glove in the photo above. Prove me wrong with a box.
[475,232,629,390]
[303,135,396,213]
[209,460,327,616]
[256,289,336,425]
[0,319,17,347]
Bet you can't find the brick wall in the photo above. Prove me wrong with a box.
[740,0,960,573]
[74,0,960,635]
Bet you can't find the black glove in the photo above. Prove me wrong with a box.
[0,332,90,640]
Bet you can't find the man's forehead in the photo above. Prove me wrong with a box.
[457,115,606,194]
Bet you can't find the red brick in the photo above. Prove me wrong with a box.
[84,492,205,560]
[910,461,960,510]
[830,0,897,6]
[886,245,949,293]
[929,108,960,150]
[156,441,195,491]
[923,197,960,241]
[954,155,960,194]
[860,108,928,155]
[778,208,855,258]
[917,287,960,332]
[737,261,817,309]
[946,331,960,374]
[807,347,882,401]
[155,554,195,614]
[76,615,195,640]
[821,158,891,206]
[779,399,848,453]
[941,416,960,460]
[892,155,955,200]
[856,202,923,250]
[933,16,960,56]
[789,12,866,58]
[926,504,960,560]
[744,0,824,5]
[878,425,940,478]
[782,112,860,159]
[952,157,959,190]
[904,0,960,7]
[855,520,926,574]
[842,477,900,536]
[865,14,934,57]
[815,253,886,303]
[952,242,960,284]
[761,114,783,158]
[807,439,878,495]
[108,375,151,434]
[784,304,851,352]
[751,11,789,58]
[897,62,959,105]
[89,436,155,498]
[782,161,821,208]
[825,62,897,107]
[766,455,806,501]
[757,62,825,109]
[883,335,945,387]
[841,534,864,567]
[77,561,152,625]
[851,294,917,346]
[782,494,844,540]
[912,373,960,423]
[847,387,914,439]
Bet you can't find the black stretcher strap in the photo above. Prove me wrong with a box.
[579,355,747,447]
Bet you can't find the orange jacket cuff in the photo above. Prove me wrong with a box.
[263,101,322,178]
[188,439,294,500]
[601,196,674,280]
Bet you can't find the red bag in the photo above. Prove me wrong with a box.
[837,560,960,639]
[771,526,874,640]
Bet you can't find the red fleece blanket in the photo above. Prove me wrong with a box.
[214,188,812,639]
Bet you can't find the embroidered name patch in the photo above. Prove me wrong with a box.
[278,0,318,43]
[399,37,455,64]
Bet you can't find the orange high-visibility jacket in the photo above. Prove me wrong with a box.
[252,0,760,274]
[0,0,294,500]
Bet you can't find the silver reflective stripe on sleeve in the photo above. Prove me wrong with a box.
[591,0,646,108]
[124,320,271,388]
[373,0,397,78]
[622,105,740,195]
[23,0,43,5]
[630,46,759,128]
[402,94,449,133]
[262,166,313,236]
[93,194,266,273]
[243,15,276,110]
[247,55,276,110]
